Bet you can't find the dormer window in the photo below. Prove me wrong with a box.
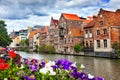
[99,21,103,26]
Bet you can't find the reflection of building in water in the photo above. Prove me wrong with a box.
[94,59,114,80]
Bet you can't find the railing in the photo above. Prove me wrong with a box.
[59,25,64,29]
[59,32,65,37]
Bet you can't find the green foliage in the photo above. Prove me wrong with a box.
[112,42,120,56]
[20,39,29,47]
[0,20,12,47]
[39,45,55,54]
[19,39,29,52]
[74,43,83,53]
[33,45,39,52]
[19,47,29,52]
[39,45,45,53]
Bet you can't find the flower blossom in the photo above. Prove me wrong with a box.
[8,50,16,58]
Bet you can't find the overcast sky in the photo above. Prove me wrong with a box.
[0,0,119,33]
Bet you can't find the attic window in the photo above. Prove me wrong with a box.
[99,21,103,26]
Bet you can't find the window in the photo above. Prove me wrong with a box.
[85,30,88,34]
[90,41,92,47]
[97,30,100,35]
[86,41,88,47]
[103,39,107,47]
[89,29,92,33]
[97,40,100,48]
[63,22,66,26]
[103,29,107,35]
[99,21,103,26]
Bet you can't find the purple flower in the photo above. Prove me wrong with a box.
[77,72,88,80]
[29,64,39,72]
[97,76,104,80]
[23,74,36,80]
[51,65,58,70]
[23,58,29,65]
[70,66,77,72]
[17,61,22,67]
[30,59,38,64]
[71,70,79,79]
[40,62,45,67]
[55,59,73,70]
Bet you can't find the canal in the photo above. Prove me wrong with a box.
[18,51,120,80]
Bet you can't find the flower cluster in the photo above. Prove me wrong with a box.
[0,48,104,80]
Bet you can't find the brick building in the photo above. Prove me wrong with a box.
[84,18,95,52]
[93,8,120,57]
[40,26,48,46]
[48,17,59,52]
[58,13,89,54]
[29,29,40,51]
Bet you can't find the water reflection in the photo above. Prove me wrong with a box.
[18,51,120,80]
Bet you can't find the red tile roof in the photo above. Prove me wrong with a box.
[84,20,95,29]
[62,13,80,20]
[53,19,58,24]
[53,19,58,28]
[29,29,40,38]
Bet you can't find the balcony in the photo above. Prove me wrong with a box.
[59,32,65,37]
[59,25,64,29]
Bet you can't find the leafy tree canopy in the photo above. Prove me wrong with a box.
[0,20,12,47]
[74,43,83,53]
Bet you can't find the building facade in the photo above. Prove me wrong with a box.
[29,29,40,51]
[39,26,48,46]
[93,8,120,57]
[58,13,89,54]
[84,19,95,52]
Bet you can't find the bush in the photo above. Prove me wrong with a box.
[19,47,29,52]
[39,45,55,54]
[112,42,120,56]
[74,43,83,53]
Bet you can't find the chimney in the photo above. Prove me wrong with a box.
[93,15,97,19]
[87,16,93,20]
[116,9,120,13]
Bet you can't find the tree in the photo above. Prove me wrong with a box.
[19,39,29,52]
[0,20,12,47]
[39,45,55,54]
[112,42,120,56]
[74,43,84,53]
[20,39,29,47]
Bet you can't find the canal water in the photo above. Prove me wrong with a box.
[18,51,120,80]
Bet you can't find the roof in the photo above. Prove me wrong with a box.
[98,8,120,26]
[80,19,91,23]
[62,13,80,20]
[53,19,58,25]
[29,29,40,38]
[84,20,95,29]
[53,19,58,28]
[41,26,48,34]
